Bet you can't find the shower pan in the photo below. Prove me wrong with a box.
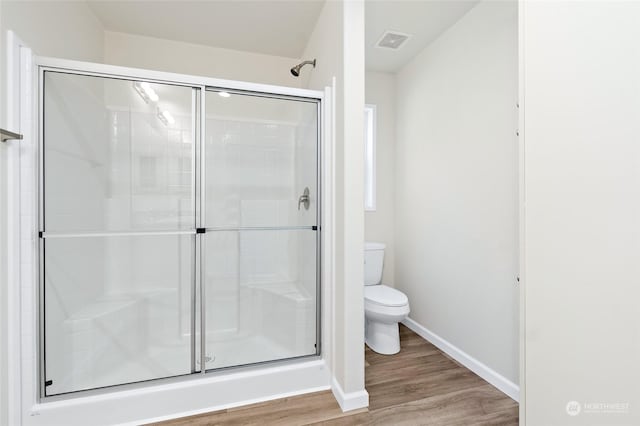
[39,67,321,398]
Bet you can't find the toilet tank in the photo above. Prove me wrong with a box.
[364,242,385,286]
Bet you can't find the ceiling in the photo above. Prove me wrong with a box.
[86,0,478,74]
[365,0,479,73]
[86,0,325,59]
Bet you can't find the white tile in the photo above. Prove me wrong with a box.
[21,310,34,336]
[19,235,36,263]
[21,285,34,314]
[20,193,34,212]
[21,367,36,407]
[21,333,35,356]
[21,262,34,286]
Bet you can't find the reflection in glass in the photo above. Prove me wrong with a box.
[203,230,317,369]
[44,234,194,396]
[205,91,318,228]
[40,72,321,397]
[44,72,195,232]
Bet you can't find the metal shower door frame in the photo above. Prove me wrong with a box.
[199,86,323,374]
[36,58,324,402]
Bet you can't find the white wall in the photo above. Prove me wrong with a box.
[0,178,6,426]
[104,31,302,87]
[522,1,640,425]
[0,3,7,422]
[364,71,395,285]
[395,0,519,384]
[0,0,4,124]
[0,1,104,63]
[0,3,105,425]
[302,0,367,406]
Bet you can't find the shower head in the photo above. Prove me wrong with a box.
[290,59,316,77]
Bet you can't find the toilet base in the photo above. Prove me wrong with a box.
[365,319,400,355]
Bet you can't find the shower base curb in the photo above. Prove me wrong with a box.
[25,360,330,426]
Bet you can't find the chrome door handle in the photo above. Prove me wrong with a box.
[298,187,310,210]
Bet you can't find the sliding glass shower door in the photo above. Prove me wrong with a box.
[201,89,319,369]
[42,72,198,396]
[40,70,320,397]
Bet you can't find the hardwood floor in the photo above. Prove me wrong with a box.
[155,325,518,425]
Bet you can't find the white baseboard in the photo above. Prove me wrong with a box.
[331,377,369,412]
[402,318,519,402]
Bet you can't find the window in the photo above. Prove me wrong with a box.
[364,104,376,211]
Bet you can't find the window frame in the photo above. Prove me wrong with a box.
[364,104,377,211]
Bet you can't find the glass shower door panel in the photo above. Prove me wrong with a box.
[43,234,194,396]
[203,90,319,370]
[44,71,195,233]
[205,90,318,228]
[42,71,199,396]
[203,230,317,369]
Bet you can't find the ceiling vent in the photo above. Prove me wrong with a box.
[376,30,411,50]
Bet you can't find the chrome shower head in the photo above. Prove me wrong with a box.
[290,59,316,77]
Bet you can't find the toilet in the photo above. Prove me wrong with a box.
[364,242,410,355]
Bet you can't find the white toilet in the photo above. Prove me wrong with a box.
[364,242,410,355]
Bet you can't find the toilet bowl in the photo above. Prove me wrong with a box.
[364,242,410,355]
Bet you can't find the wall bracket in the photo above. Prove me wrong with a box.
[1,128,23,142]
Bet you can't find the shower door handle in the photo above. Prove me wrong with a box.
[298,187,310,210]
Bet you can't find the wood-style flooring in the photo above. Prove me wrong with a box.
[156,325,518,425]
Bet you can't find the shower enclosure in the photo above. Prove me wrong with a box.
[39,68,321,397]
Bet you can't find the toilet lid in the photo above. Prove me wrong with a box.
[364,285,408,307]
